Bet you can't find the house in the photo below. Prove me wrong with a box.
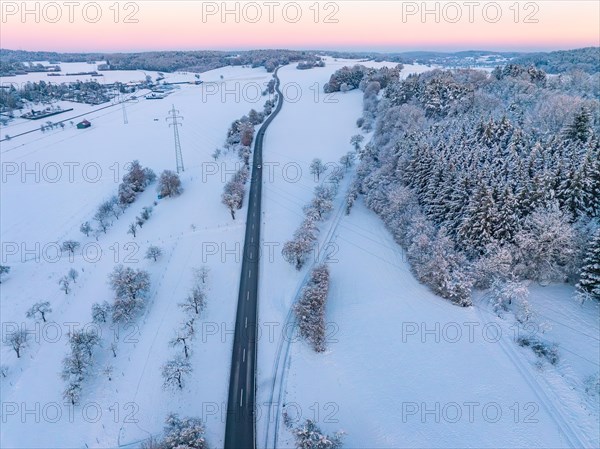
[76,119,91,129]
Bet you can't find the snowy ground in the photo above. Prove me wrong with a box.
[1,64,274,448]
[1,57,598,449]
[270,199,599,448]
[254,59,599,448]
[0,61,189,86]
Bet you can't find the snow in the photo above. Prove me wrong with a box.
[1,56,597,449]
[270,199,599,448]
[254,57,599,448]
[0,61,189,86]
[1,64,273,448]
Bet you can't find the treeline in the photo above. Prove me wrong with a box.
[323,64,402,93]
[294,264,331,352]
[0,79,107,110]
[297,58,325,70]
[0,48,321,74]
[220,86,276,219]
[512,47,600,74]
[80,161,156,240]
[353,64,600,305]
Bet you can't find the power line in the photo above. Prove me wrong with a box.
[166,105,185,174]
[121,101,128,125]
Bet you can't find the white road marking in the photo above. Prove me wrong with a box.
[240,389,244,407]
[248,270,251,278]
[247,291,249,301]
[243,348,246,362]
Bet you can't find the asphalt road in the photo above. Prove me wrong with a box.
[224,68,283,449]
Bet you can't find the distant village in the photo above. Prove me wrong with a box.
[0,62,202,125]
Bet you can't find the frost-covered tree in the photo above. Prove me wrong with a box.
[282,223,317,270]
[291,419,344,449]
[309,158,327,181]
[60,329,99,402]
[141,206,153,221]
[112,297,141,323]
[577,229,600,301]
[221,167,248,220]
[93,208,111,234]
[162,413,208,449]
[563,106,592,143]
[339,151,356,170]
[69,328,101,358]
[515,203,576,283]
[62,381,81,405]
[169,326,195,359]
[345,183,359,215]
[158,170,182,197]
[145,245,163,262]
[61,240,80,256]
[489,278,530,318]
[248,108,264,125]
[118,182,137,206]
[80,221,92,237]
[140,437,162,449]
[128,222,137,238]
[179,286,206,316]
[123,160,155,193]
[193,266,210,285]
[59,276,71,294]
[91,301,112,324]
[162,357,192,390]
[472,243,515,288]
[221,188,243,219]
[306,194,333,221]
[0,265,10,283]
[26,301,52,322]
[294,264,330,352]
[108,195,121,219]
[5,329,29,358]
[109,265,150,322]
[109,265,151,301]
[68,268,79,283]
[350,134,364,151]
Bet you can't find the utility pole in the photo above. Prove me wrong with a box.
[166,105,184,173]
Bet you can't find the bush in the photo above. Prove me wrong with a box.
[158,170,182,197]
[516,336,559,365]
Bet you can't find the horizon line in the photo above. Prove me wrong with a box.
[2,45,598,55]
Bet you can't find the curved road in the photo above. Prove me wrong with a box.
[224,68,283,449]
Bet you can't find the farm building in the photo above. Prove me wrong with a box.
[76,119,91,129]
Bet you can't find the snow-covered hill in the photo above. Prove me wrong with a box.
[1,58,597,449]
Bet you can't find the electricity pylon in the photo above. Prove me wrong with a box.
[166,105,184,173]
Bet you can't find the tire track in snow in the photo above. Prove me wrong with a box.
[473,297,591,448]
[263,174,353,449]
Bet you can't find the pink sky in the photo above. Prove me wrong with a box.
[1,1,599,52]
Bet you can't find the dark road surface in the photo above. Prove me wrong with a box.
[224,68,283,449]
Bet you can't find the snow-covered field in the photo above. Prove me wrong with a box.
[1,64,273,448]
[0,61,193,86]
[253,59,599,448]
[1,57,598,448]
[269,199,599,447]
